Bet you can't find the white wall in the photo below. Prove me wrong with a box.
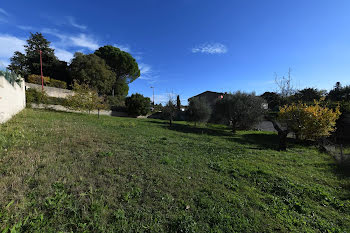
[0,76,26,123]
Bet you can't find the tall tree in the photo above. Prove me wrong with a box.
[293,88,325,102]
[70,53,115,95]
[8,51,28,78]
[176,95,181,111]
[8,32,70,83]
[328,82,350,101]
[95,45,140,97]
[24,32,58,78]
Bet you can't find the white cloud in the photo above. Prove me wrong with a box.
[42,29,99,51]
[66,16,87,30]
[138,63,159,84]
[113,43,131,53]
[0,8,9,23]
[0,8,9,16]
[70,34,99,50]
[53,47,74,62]
[17,25,34,31]
[0,34,25,58]
[0,33,74,65]
[192,43,227,54]
[139,63,152,75]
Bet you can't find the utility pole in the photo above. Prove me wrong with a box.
[39,50,44,91]
[150,86,155,107]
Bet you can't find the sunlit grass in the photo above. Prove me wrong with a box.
[0,108,349,232]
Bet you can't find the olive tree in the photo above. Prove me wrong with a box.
[187,98,212,125]
[214,92,266,133]
[163,97,177,126]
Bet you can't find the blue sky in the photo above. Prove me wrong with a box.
[1,0,350,104]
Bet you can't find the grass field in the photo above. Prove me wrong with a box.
[0,109,349,232]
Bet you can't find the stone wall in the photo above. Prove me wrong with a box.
[26,83,73,98]
[0,76,26,123]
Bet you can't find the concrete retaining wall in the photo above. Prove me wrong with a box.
[31,104,129,117]
[26,83,73,98]
[0,76,26,123]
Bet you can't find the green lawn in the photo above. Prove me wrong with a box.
[0,109,349,232]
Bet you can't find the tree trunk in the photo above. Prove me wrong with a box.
[232,125,236,133]
[268,118,289,151]
[98,109,100,119]
[231,120,237,133]
[169,119,172,126]
[278,130,288,151]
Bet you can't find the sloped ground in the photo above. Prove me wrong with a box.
[0,109,349,232]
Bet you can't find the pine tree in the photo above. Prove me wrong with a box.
[24,32,58,78]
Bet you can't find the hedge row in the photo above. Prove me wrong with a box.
[28,74,67,89]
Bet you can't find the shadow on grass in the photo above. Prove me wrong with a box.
[147,120,298,150]
[148,120,233,137]
[333,155,350,178]
[226,133,282,150]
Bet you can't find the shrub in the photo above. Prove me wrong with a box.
[187,98,212,125]
[26,88,48,104]
[214,92,266,132]
[279,100,341,140]
[66,82,107,113]
[27,74,67,89]
[107,95,125,111]
[28,74,50,85]
[125,93,151,116]
[46,97,67,106]
[49,79,67,89]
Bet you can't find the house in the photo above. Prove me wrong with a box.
[188,91,224,107]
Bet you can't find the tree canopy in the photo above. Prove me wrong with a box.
[70,53,115,95]
[214,92,266,132]
[94,45,140,84]
[125,93,151,116]
[187,98,212,124]
[8,32,69,83]
[293,88,325,102]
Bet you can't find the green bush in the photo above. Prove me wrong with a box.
[28,74,50,85]
[65,82,107,113]
[107,95,126,111]
[46,97,67,106]
[26,88,48,104]
[49,79,67,89]
[27,74,67,89]
[125,93,150,116]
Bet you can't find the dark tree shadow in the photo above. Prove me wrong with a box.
[224,133,300,150]
[148,120,233,137]
[147,120,298,150]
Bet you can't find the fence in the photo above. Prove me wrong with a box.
[0,74,26,123]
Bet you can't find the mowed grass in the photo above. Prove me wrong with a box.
[0,109,349,232]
